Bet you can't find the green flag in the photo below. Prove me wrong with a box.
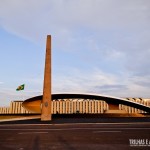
[16,84,25,91]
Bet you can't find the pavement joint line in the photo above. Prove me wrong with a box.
[18,132,48,134]
[52,122,150,125]
[93,131,122,133]
[0,122,150,126]
[0,127,150,131]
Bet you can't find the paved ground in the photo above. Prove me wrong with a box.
[0,121,150,150]
[0,115,150,124]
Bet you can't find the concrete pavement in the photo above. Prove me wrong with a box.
[0,121,150,150]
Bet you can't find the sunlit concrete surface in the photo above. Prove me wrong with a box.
[0,115,40,122]
[22,94,150,114]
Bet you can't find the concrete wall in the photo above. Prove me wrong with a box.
[0,98,149,114]
[0,101,31,114]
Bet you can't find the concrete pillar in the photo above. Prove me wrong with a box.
[62,101,65,114]
[51,101,54,114]
[41,35,52,121]
[91,101,93,113]
[9,102,12,114]
[97,101,100,113]
[56,101,59,114]
[76,100,79,113]
[59,101,62,114]
[64,100,67,114]
[14,102,17,114]
[79,101,83,113]
[101,101,104,113]
[69,100,72,113]
[85,101,89,113]
[95,101,97,113]
[53,101,56,114]
[89,101,91,113]
[73,101,76,113]
[82,101,86,113]
[67,100,70,114]
[18,102,21,113]
[12,102,15,114]
[69,101,72,114]
[63,100,65,114]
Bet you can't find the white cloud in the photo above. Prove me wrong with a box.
[0,0,150,41]
[0,0,150,103]
[52,66,150,98]
[53,67,121,94]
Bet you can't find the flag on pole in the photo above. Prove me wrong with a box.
[16,84,25,91]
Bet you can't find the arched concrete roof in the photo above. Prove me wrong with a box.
[22,93,150,113]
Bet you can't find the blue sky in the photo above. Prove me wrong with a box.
[0,0,150,106]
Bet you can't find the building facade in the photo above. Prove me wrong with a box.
[0,98,149,114]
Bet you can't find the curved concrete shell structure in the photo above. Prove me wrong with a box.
[22,93,150,113]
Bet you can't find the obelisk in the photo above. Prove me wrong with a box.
[41,35,52,121]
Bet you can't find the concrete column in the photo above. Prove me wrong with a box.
[103,102,107,111]
[76,100,79,113]
[97,101,100,113]
[15,102,18,114]
[59,101,63,114]
[85,101,89,113]
[100,101,104,113]
[79,101,83,113]
[41,35,52,121]
[71,101,73,113]
[56,101,59,114]
[21,102,24,114]
[65,100,68,114]
[53,101,56,114]
[88,101,91,113]
[94,101,96,113]
[9,102,12,114]
[82,101,85,113]
[69,101,71,114]
[18,102,21,113]
[73,101,76,113]
[51,101,54,114]
[62,101,65,114]
[92,101,94,114]
[13,102,15,114]
[67,101,70,114]
[62,100,65,114]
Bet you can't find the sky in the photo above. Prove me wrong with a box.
[0,0,150,106]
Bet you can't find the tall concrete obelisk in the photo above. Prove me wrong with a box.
[41,35,52,121]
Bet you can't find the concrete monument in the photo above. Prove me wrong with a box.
[41,35,52,121]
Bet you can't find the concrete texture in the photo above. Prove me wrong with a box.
[41,35,52,121]
[0,120,150,150]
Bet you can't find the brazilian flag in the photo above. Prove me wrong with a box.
[16,84,25,91]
